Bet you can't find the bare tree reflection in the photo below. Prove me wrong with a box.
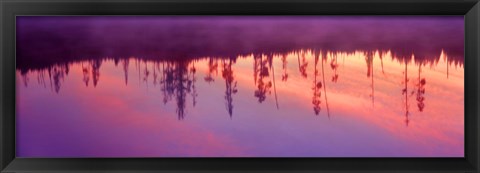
[365,51,374,107]
[312,52,322,115]
[204,58,218,83]
[36,70,47,88]
[331,53,339,83]
[21,72,29,87]
[379,51,385,74]
[160,63,171,104]
[48,67,53,92]
[143,61,150,90]
[416,63,426,112]
[222,58,238,117]
[174,62,188,120]
[153,62,159,87]
[268,54,280,109]
[253,54,272,103]
[190,62,198,107]
[136,59,141,86]
[81,63,90,86]
[253,54,260,86]
[92,59,101,87]
[297,52,308,78]
[402,58,411,126]
[52,66,66,93]
[122,58,130,85]
[159,60,197,120]
[281,55,289,81]
[321,52,330,117]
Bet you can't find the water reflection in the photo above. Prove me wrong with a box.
[222,59,238,117]
[16,16,464,157]
[17,49,463,125]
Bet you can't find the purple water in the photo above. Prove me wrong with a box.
[16,16,464,157]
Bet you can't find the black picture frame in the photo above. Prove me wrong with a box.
[1,0,479,172]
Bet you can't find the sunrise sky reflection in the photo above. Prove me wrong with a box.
[16,16,464,157]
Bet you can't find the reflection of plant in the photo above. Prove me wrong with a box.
[21,72,29,87]
[321,52,330,117]
[204,58,218,83]
[92,60,102,87]
[312,54,322,115]
[222,59,238,117]
[365,52,374,78]
[365,52,375,106]
[36,70,47,88]
[18,49,445,124]
[52,67,65,93]
[416,65,426,112]
[253,55,272,103]
[330,54,339,83]
[159,61,197,120]
[82,63,90,86]
[143,61,150,87]
[20,64,71,93]
[122,60,131,85]
[190,63,198,107]
[379,51,385,74]
[401,60,414,126]
[298,52,308,78]
[281,55,289,81]
[152,62,159,86]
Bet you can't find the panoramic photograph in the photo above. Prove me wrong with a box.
[16,16,464,157]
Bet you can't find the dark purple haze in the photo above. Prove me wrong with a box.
[17,16,463,71]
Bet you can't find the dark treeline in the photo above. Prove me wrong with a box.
[17,16,464,72]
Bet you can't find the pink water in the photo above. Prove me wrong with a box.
[16,16,464,157]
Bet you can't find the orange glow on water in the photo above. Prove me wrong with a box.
[16,49,463,157]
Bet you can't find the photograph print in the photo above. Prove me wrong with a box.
[16,16,464,157]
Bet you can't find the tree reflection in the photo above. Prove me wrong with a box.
[331,53,339,83]
[122,59,130,85]
[297,52,308,78]
[365,51,374,107]
[20,72,29,87]
[190,63,198,107]
[312,52,322,115]
[320,52,330,117]
[416,64,426,112]
[159,60,198,120]
[143,61,150,89]
[402,58,411,126]
[281,55,289,82]
[222,58,238,117]
[253,54,272,103]
[152,62,159,87]
[204,58,218,83]
[52,68,63,93]
[16,49,459,124]
[160,61,184,119]
[36,70,47,88]
[379,51,385,74]
[269,54,280,109]
[48,65,68,93]
[81,63,90,86]
[92,59,101,87]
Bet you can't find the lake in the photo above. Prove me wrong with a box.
[16,16,464,157]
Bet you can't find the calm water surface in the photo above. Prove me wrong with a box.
[16,16,464,157]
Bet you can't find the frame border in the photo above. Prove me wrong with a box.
[1,0,479,172]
